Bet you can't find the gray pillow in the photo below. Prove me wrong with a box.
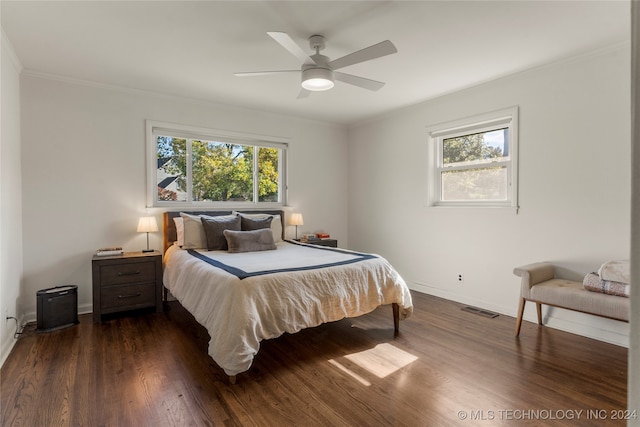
[240,215,273,231]
[201,215,241,250]
[223,229,277,253]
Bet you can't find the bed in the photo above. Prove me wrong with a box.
[162,210,413,383]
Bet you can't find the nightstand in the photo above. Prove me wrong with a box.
[296,239,338,248]
[92,251,163,322]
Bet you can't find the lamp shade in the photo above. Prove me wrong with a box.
[137,216,159,233]
[289,213,304,226]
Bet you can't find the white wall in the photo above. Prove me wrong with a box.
[348,44,631,346]
[19,76,348,319]
[0,30,23,365]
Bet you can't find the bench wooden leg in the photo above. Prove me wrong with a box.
[536,303,542,325]
[515,297,526,336]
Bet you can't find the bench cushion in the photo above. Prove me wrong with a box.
[529,279,629,321]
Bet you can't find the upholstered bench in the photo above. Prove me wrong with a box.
[513,262,630,336]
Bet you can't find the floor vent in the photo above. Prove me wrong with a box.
[462,306,499,318]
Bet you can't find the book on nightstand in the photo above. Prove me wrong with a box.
[95,247,123,257]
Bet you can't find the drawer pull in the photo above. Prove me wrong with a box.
[118,293,142,299]
[117,271,141,277]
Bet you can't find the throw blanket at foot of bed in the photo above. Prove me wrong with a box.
[163,241,413,377]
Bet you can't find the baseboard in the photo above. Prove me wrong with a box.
[409,281,511,317]
[0,313,26,369]
[0,333,17,369]
[408,281,629,348]
[21,302,93,326]
[537,309,629,347]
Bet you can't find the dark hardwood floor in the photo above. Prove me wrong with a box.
[1,292,628,426]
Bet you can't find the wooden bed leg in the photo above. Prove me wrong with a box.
[228,375,237,385]
[515,298,525,336]
[392,303,400,336]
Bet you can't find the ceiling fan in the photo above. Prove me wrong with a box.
[234,32,397,98]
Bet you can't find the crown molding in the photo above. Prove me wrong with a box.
[351,39,631,129]
[20,68,346,129]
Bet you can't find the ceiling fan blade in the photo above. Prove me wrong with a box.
[297,89,311,99]
[329,40,397,71]
[234,70,298,77]
[334,72,385,91]
[267,32,316,65]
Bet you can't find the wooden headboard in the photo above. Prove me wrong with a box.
[163,210,286,253]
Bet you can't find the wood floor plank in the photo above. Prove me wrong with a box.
[0,292,628,426]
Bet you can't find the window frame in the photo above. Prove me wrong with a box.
[146,120,289,208]
[427,106,519,210]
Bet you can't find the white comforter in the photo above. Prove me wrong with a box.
[163,241,413,376]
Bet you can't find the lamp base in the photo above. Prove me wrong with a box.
[142,249,154,253]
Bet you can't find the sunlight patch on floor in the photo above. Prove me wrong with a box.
[328,343,418,385]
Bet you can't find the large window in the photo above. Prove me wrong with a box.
[428,107,518,209]
[147,121,287,207]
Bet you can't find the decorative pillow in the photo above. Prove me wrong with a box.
[234,212,283,243]
[201,215,241,250]
[180,213,237,249]
[173,217,184,246]
[223,228,277,253]
[241,215,273,231]
[180,213,208,249]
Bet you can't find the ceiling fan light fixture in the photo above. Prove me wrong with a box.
[236,32,396,96]
[301,67,334,91]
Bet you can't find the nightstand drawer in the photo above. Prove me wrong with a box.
[101,283,156,312]
[100,261,156,286]
[310,239,337,247]
[300,239,338,248]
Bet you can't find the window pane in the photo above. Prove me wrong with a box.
[149,122,288,207]
[441,166,508,201]
[192,140,253,202]
[258,147,279,202]
[443,128,508,167]
[156,136,187,202]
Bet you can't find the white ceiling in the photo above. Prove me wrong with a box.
[1,1,631,126]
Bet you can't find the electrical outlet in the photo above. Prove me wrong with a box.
[457,274,464,283]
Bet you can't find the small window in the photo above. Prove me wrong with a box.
[147,121,288,207]
[428,107,518,209]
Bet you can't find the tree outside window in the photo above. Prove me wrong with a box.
[155,135,282,204]
[428,106,518,209]
[441,129,508,201]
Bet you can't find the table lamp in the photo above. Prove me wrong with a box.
[289,213,304,239]
[137,216,158,253]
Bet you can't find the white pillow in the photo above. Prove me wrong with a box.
[173,217,184,246]
[233,212,283,243]
[180,213,238,249]
[180,213,207,249]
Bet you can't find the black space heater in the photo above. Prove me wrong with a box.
[36,285,79,332]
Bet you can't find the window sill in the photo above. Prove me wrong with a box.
[149,201,284,209]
